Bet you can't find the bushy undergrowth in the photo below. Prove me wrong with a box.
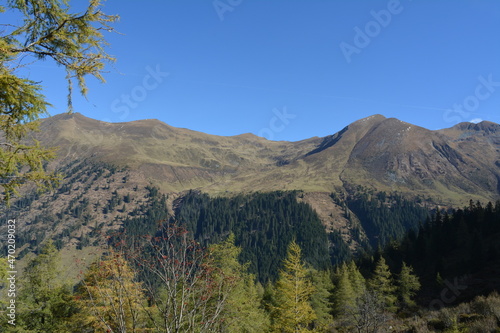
[399,291,500,333]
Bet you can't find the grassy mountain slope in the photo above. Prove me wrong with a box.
[36,113,500,205]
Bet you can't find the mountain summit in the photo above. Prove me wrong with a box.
[38,113,500,205]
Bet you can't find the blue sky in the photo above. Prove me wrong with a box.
[6,0,500,141]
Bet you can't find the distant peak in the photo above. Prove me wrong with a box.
[45,112,76,121]
[233,132,261,140]
[452,120,500,132]
[358,114,386,122]
[346,114,387,131]
[45,112,98,122]
[383,117,412,126]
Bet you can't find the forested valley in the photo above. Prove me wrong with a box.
[2,183,500,332]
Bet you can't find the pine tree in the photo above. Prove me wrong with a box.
[368,257,397,312]
[0,0,117,202]
[272,240,316,333]
[397,262,421,308]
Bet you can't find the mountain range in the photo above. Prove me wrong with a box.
[38,112,500,205]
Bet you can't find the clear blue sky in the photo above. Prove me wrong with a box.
[7,0,500,141]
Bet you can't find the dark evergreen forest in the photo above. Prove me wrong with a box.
[115,188,432,282]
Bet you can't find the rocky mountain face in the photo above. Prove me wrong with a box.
[37,113,500,204]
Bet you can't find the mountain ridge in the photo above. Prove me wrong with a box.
[37,112,500,205]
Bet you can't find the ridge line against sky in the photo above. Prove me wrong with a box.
[5,0,500,141]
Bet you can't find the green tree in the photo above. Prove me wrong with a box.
[367,257,397,312]
[347,261,366,297]
[272,240,316,333]
[0,0,117,202]
[331,264,356,319]
[0,256,7,280]
[262,280,277,317]
[308,269,334,331]
[210,234,270,332]
[16,240,77,332]
[332,262,387,332]
[397,262,421,308]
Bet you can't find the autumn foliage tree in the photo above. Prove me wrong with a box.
[74,249,149,332]
[272,240,316,333]
[130,224,232,333]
